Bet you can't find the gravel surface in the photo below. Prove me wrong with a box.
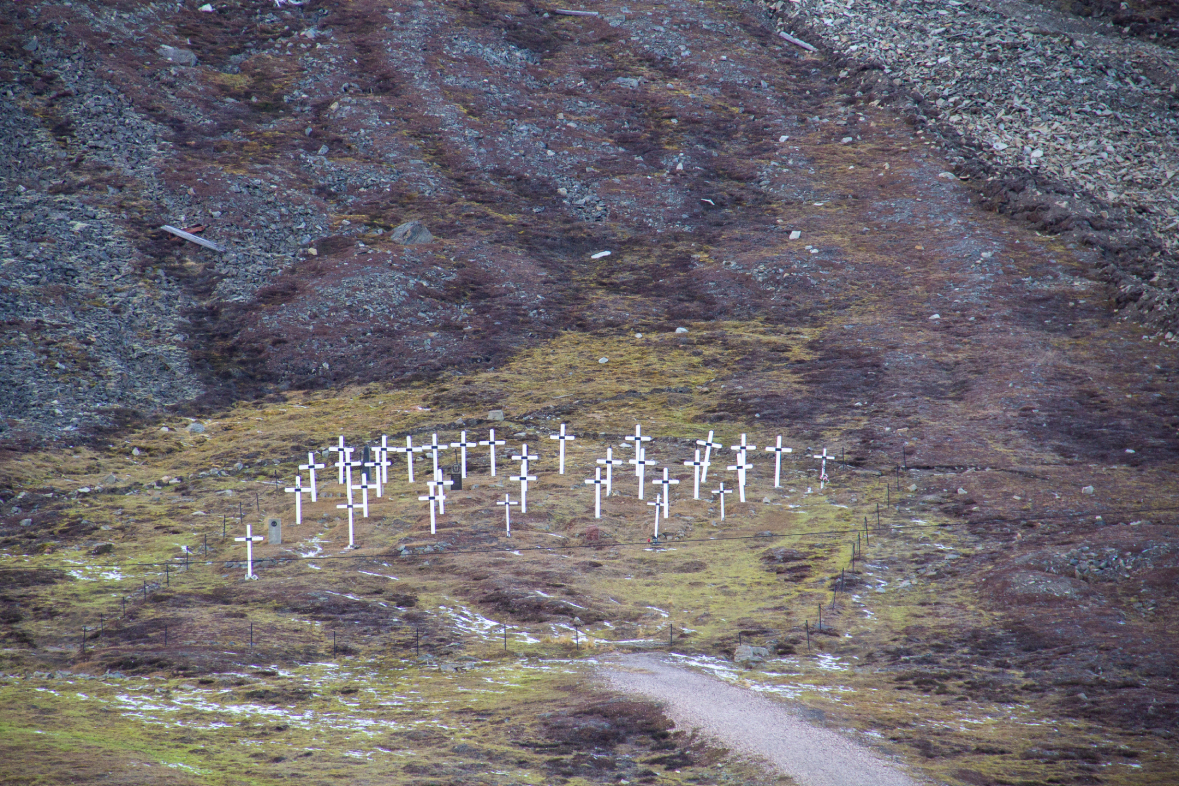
[765,0,1179,334]
[601,653,920,786]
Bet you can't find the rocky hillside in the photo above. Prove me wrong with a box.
[1,0,1176,448]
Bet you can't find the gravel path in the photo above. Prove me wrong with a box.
[600,654,920,786]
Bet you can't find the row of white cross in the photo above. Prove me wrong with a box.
[278,424,834,543]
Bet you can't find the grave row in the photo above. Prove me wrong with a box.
[236,425,835,579]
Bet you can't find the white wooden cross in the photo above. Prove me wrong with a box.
[339,446,355,488]
[597,448,625,497]
[423,433,444,476]
[364,455,383,498]
[376,436,393,486]
[353,472,375,518]
[726,452,752,503]
[496,493,518,536]
[419,482,440,535]
[234,524,266,579]
[712,482,733,520]
[450,431,479,479]
[584,466,605,519]
[299,452,325,501]
[657,467,679,517]
[479,429,506,476]
[765,436,793,488]
[812,447,830,490]
[391,436,417,483]
[648,493,662,539]
[343,455,363,495]
[629,447,658,500]
[509,466,537,513]
[329,436,348,485]
[336,497,358,548]
[284,475,310,525]
[432,467,454,515]
[549,423,576,474]
[730,433,757,458]
[683,449,706,499]
[624,425,652,470]
[697,430,722,482]
[511,444,537,475]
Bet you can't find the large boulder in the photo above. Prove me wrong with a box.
[391,221,434,245]
[734,644,769,668]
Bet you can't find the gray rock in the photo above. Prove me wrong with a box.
[20,519,32,527]
[92,543,114,555]
[186,422,206,434]
[157,45,197,66]
[614,77,641,88]
[674,326,689,334]
[1081,485,1095,495]
[734,644,769,667]
[103,474,118,485]
[488,409,504,421]
[391,220,434,245]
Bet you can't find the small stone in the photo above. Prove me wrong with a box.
[78,487,91,494]
[199,3,214,11]
[187,422,206,434]
[634,333,643,339]
[591,250,611,259]
[160,426,170,432]
[598,357,608,364]
[778,135,789,142]
[157,45,197,66]
[789,230,801,240]
[488,409,504,421]
[92,543,114,556]
[20,519,32,527]
[841,136,853,144]
[908,484,917,492]
[938,171,956,179]
[1081,485,1095,495]
[307,247,318,256]
[957,487,967,495]
[929,313,941,320]
[132,447,140,456]
[391,220,434,245]
[103,474,118,485]
[317,144,329,155]
[675,327,688,334]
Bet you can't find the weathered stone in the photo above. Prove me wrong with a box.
[734,644,770,667]
[391,221,434,245]
[157,45,198,66]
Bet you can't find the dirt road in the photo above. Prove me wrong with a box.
[600,654,920,786]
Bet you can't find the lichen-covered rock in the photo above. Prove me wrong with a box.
[391,221,434,245]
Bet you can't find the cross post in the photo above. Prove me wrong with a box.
[391,436,417,483]
[509,465,537,513]
[450,431,479,478]
[418,482,440,535]
[597,448,625,497]
[648,493,662,539]
[496,493,518,536]
[329,436,348,485]
[765,436,793,488]
[549,423,576,475]
[432,467,454,514]
[712,482,733,520]
[624,425,652,471]
[284,475,310,525]
[353,472,375,518]
[657,467,679,517]
[364,456,382,498]
[726,453,752,503]
[479,429,507,476]
[299,452,325,501]
[629,448,657,500]
[697,430,722,483]
[425,433,443,476]
[584,466,605,519]
[234,524,266,579]
[812,447,830,489]
[683,449,705,499]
